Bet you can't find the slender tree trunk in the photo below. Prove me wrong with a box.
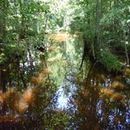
[95,0,100,47]
[125,47,129,66]
[0,0,7,42]
[0,0,8,92]
[127,24,130,66]
[95,0,102,53]
[125,34,130,66]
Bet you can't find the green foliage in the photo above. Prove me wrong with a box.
[0,0,130,129]
[0,52,7,64]
[70,0,130,71]
[100,50,122,71]
[44,111,69,129]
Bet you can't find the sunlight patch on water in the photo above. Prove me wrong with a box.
[56,88,68,110]
[51,74,78,113]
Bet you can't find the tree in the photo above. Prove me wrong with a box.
[70,0,130,71]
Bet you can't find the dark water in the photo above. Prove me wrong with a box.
[51,74,130,130]
[0,72,130,130]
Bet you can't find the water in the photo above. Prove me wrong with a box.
[51,75,130,130]
[51,74,78,113]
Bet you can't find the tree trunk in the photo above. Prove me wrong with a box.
[0,0,9,92]
[95,0,102,53]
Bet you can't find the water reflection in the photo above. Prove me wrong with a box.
[51,74,78,114]
[52,74,130,130]
[96,75,130,130]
